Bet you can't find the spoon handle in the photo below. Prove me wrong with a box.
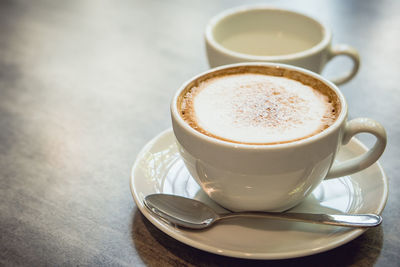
[219,212,382,228]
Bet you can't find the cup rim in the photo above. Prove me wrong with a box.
[205,5,332,61]
[171,63,348,150]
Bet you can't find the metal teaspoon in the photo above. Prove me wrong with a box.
[144,194,382,229]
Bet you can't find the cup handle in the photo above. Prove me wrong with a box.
[325,118,386,179]
[327,44,360,85]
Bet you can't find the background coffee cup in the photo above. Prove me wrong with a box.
[205,6,360,85]
[171,63,386,212]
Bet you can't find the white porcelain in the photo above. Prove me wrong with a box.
[205,6,360,85]
[130,129,388,260]
[171,63,386,212]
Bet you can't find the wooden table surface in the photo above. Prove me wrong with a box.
[1,0,399,266]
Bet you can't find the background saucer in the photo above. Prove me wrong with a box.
[130,129,388,260]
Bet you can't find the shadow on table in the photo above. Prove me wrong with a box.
[131,209,383,267]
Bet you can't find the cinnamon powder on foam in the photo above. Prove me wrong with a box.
[179,72,339,145]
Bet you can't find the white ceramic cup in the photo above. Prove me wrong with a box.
[205,6,360,85]
[171,63,386,212]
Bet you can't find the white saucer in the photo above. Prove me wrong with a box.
[130,129,388,260]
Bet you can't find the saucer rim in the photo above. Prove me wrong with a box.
[130,128,388,260]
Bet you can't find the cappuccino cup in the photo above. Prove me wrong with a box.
[205,6,360,85]
[171,63,386,212]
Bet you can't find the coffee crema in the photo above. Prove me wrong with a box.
[178,67,340,145]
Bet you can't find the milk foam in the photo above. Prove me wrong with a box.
[190,73,335,144]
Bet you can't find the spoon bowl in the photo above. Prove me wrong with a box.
[144,193,218,229]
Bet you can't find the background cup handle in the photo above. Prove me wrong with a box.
[327,44,360,85]
[325,118,386,179]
